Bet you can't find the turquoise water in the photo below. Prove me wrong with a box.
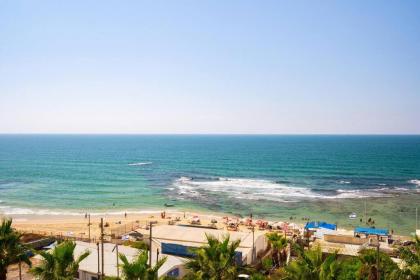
[0,135,419,233]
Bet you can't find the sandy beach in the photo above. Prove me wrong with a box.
[3,210,256,240]
[3,208,366,244]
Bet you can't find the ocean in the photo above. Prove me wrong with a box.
[0,135,419,234]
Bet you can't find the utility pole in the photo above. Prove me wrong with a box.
[149,222,153,267]
[18,261,22,280]
[376,235,380,280]
[251,225,255,263]
[364,200,367,224]
[100,218,105,279]
[97,242,100,277]
[88,214,91,242]
[112,244,119,279]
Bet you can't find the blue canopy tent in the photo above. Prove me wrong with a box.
[305,221,337,231]
[354,227,389,237]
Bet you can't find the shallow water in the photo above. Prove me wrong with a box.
[0,135,419,234]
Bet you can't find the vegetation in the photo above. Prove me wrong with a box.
[183,234,241,280]
[334,257,360,280]
[119,250,167,280]
[266,232,289,268]
[179,233,420,280]
[396,234,420,279]
[357,248,400,280]
[30,240,90,280]
[282,244,341,280]
[0,219,31,280]
[122,240,149,250]
[268,245,404,280]
[3,216,420,280]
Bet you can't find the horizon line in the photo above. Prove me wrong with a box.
[0,133,419,136]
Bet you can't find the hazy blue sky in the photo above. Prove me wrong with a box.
[0,1,419,134]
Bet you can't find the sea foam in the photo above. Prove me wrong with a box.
[171,176,393,203]
[409,179,420,187]
[338,180,351,184]
[0,204,171,216]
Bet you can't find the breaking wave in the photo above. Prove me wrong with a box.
[409,179,420,187]
[0,204,168,216]
[170,177,398,203]
[338,180,351,184]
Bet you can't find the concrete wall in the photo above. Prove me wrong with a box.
[241,234,268,265]
[256,234,268,254]
[324,234,368,245]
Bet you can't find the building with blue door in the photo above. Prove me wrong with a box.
[138,224,268,265]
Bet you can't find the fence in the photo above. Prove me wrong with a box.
[20,229,100,243]
[109,221,141,238]
[324,234,368,245]
[19,220,141,244]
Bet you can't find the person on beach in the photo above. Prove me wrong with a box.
[124,212,127,218]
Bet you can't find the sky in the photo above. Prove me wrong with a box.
[0,1,419,134]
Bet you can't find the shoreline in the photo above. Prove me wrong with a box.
[2,192,420,236]
[0,209,378,242]
[0,198,416,237]
[3,208,295,240]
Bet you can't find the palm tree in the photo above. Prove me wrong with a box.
[184,234,241,280]
[0,219,31,280]
[319,252,341,280]
[357,248,400,280]
[266,232,288,268]
[284,244,340,280]
[396,235,420,279]
[357,249,379,280]
[31,240,90,280]
[16,243,32,280]
[119,250,167,280]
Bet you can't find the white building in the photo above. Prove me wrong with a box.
[138,225,268,265]
[72,241,186,280]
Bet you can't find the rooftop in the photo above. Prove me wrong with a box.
[141,225,265,249]
[354,227,389,236]
[69,241,184,277]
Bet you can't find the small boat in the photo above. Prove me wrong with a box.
[349,212,357,219]
[164,203,175,207]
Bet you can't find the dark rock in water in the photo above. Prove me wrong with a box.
[398,206,410,213]
[311,188,338,196]
[275,180,290,184]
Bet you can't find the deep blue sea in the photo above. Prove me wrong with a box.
[0,135,419,233]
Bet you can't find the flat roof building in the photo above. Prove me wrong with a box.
[61,241,186,280]
[138,225,268,265]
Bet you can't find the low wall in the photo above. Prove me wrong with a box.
[324,234,368,245]
[25,237,56,250]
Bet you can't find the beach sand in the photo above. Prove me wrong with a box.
[5,210,255,240]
